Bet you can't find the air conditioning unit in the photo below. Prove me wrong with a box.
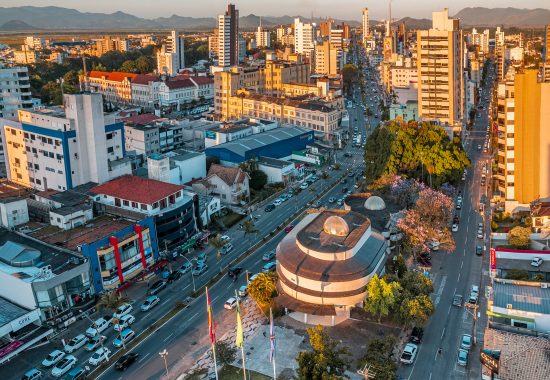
[541,283,548,289]
[506,303,513,309]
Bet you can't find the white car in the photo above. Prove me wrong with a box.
[141,295,160,311]
[300,182,309,190]
[531,257,543,267]
[114,314,135,331]
[51,355,77,378]
[452,224,459,232]
[113,303,133,319]
[477,228,483,239]
[220,235,231,242]
[238,285,248,297]
[113,329,135,348]
[88,347,111,366]
[224,297,238,310]
[273,199,282,206]
[63,334,87,353]
[86,317,110,338]
[400,343,418,364]
[85,335,106,351]
[42,350,65,367]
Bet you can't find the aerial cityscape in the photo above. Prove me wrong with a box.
[0,1,549,379]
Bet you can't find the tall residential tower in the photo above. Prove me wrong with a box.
[218,4,239,67]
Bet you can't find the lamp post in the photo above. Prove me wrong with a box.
[181,256,196,293]
[159,349,169,376]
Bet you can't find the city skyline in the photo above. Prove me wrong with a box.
[2,0,549,20]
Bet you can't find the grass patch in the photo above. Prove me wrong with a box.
[220,365,272,380]
[222,212,245,228]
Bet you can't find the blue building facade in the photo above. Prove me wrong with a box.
[80,216,159,293]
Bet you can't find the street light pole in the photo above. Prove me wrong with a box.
[159,349,169,376]
[181,256,196,293]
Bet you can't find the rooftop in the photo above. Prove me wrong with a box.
[0,229,86,282]
[121,113,162,125]
[258,156,293,169]
[205,126,311,158]
[29,215,135,251]
[90,175,184,205]
[208,164,248,186]
[35,182,97,207]
[244,93,337,113]
[88,70,138,82]
[0,181,31,200]
[482,328,550,380]
[0,297,31,329]
[493,281,550,314]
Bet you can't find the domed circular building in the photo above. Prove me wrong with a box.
[364,196,386,211]
[276,209,388,326]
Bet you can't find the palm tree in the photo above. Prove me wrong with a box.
[96,292,130,312]
[248,272,277,307]
[208,234,227,261]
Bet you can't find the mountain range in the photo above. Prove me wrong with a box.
[0,6,548,31]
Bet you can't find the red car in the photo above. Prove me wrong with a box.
[284,225,294,233]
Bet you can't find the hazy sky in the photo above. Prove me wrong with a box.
[3,0,549,19]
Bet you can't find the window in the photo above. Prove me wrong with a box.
[115,198,121,207]
[106,133,113,140]
[123,200,129,206]
[35,179,41,185]
[131,202,138,208]
[34,164,39,170]
[24,132,29,139]
[107,147,114,154]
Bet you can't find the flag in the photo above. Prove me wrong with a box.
[206,287,216,344]
[269,308,276,363]
[235,298,243,348]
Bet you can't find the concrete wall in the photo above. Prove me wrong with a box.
[0,270,36,309]
[0,199,29,228]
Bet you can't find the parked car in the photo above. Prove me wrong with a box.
[475,246,483,256]
[264,204,275,212]
[427,241,440,252]
[114,314,135,331]
[400,343,418,364]
[452,224,459,232]
[220,235,231,242]
[328,197,335,203]
[113,329,135,348]
[284,225,294,233]
[262,262,277,273]
[113,303,133,319]
[417,256,432,267]
[238,285,248,297]
[88,347,111,366]
[457,349,469,366]
[63,334,86,353]
[300,182,309,190]
[195,252,207,263]
[51,355,77,378]
[531,257,543,267]
[453,294,463,307]
[460,334,472,350]
[224,297,238,310]
[220,243,233,255]
[148,280,167,295]
[115,353,139,371]
[273,198,283,206]
[179,261,193,274]
[167,270,183,283]
[409,327,424,344]
[419,252,432,261]
[192,263,208,276]
[86,317,111,338]
[42,350,66,368]
[21,369,42,380]
[262,250,276,261]
[85,335,106,352]
[64,367,86,380]
[141,295,160,311]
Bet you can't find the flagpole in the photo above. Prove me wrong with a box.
[206,287,219,380]
[235,291,247,380]
[270,308,277,380]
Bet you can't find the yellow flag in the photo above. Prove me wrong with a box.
[236,299,243,348]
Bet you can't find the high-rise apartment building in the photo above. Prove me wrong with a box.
[362,8,370,44]
[543,25,550,82]
[1,93,131,191]
[294,18,315,57]
[255,26,271,48]
[157,30,185,76]
[218,4,239,67]
[495,27,506,81]
[314,40,340,75]
[95,37,129,56]
[0,65,33,120]
[417,8,463,127]
[209,29,219,58]
[319,19,333,38]
[24,36,44,50]
[496,69,550,211]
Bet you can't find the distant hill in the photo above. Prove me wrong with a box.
[454,7,550,27]
[0,6,546,31]
[0,20,36,31]
[396,17,432,30]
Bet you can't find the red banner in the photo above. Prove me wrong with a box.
[490,248,496,275]
[133,224,147,269]
[109,236,124,285]
[0,340,23,358]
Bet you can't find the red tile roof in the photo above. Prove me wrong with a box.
[88,71,138,83]
[190,76,214,85]
[90,175,184,205]
[133,74,159,85]
[121,113,161,125]
[208,164,248,186]
[164,77,195,90]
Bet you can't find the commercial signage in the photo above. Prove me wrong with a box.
[9,310,39,332]
[205,131,217,140]
[480,350,500,374]
[490,248,496,277]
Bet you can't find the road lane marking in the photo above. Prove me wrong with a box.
[458,273,461,282]
[441,327,446,339]
[138,353,150,363]
[461,261,464,269]
[163,333,173,342]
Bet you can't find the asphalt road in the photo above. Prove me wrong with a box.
[398,65,496,380]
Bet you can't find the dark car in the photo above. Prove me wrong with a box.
[264,204,275,212]
[417,256,432,267]
[115,352,139,371]
[148,280,167,295]
[342,187,348,193]
[409,327,424,344]
[167,271,182,283]
[228,267,243,279]
[344,152,352,157]
[419,252,431,261]
[475,246,483,256]
[453,215,460,224]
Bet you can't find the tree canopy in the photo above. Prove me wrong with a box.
[508,226,531,249]
[249,170,268,191]
[364,274,401,323]
[364,121,470,187]
[247,272,277,307]
[296,325,350,380]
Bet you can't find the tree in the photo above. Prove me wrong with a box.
[247,272,277,307]
[342,64,359,96]
[208,234,227,261]
[119,60,137,73]
[206,156,220,171]
[249,170,268,191]
[400,294,434,327]
[505,269,529,280]
[296,325,350,380]
[358,337,398,380]
[242,219,258,236]
[364,275,401,323]
[96,292,130,312]
[215,341,236,366]
[134,56,155,74]
[508,226,531,249]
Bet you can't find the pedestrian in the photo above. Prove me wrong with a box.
[263,331,266,338]
[438,347,442,355]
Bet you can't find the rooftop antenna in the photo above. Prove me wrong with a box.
[387,0,392,37]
